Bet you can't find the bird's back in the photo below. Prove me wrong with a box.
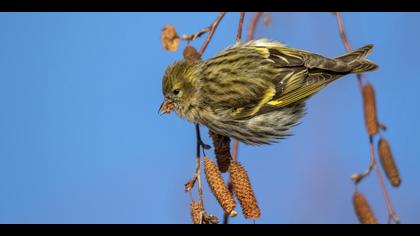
[199,39,377,119]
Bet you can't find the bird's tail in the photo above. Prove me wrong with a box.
[335,44,378,73]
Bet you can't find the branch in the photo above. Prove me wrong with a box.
[181,27,211,41]
[335,12,352,51]
[247,12,263,41]
[195,124,205,209]
[334,12,399,224]
[232,140,239,162]
[199,12,226,55]
[334,12,364,89]
[236,12,245,42]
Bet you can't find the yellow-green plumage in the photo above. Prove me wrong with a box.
[161,39,378,145]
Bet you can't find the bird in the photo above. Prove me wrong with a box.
[159,39,378,145]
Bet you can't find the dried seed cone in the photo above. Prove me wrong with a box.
[203,157,236,216]
[378,138,401,187]
[190,201,201,224]
[209,130,231,173]
[183,45,201,61]
[362,83,379,136]
[160,25,179,52]
[353,192,378,224]
[229,161,261,219]
[202,212,219,224]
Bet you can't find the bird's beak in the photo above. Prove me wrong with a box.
[158,99,175,115]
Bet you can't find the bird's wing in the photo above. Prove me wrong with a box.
[201,39,350,119]
[253,44,352,113]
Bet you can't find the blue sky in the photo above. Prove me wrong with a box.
[0,12,419,223]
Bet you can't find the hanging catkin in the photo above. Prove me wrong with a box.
[190,201,201,224]
[378,138,401,187]
[353,191,378,224]
[229,161,260,219]
[203,157,237,216]
[362,83,379,136]
[209,131,231,173]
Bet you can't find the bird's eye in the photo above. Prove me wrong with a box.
[173,89,180,95]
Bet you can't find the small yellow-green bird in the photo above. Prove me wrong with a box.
[159,39,377,145]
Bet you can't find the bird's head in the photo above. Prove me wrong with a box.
[159,60,199,117]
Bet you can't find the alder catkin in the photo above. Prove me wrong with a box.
[203,157,237,216]
[229,161,260,219]
[353,192,378,224]
[190,201,201,224]
[362,83,379,136]
[209,130,231,173]
[378,138,401,187]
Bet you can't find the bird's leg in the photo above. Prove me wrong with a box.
[196,125,211,151]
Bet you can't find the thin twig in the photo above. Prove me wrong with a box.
[350,148,374,184]
[181,27,211,41]
[232,140,239,162]
[247,12,262,41]
[335,12,352,51]
[236,12,245,42]
[199,12,226,55]
[189,190,195,202]
[195,124,205,210]
[335,12,364,89]
[335,12,399,224]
